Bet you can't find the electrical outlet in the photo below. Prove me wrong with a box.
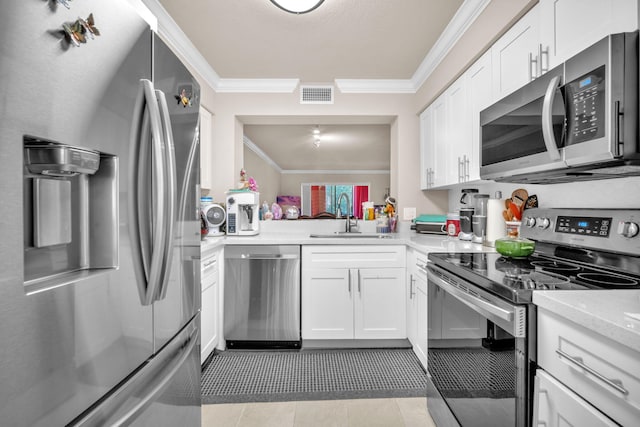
[403,207,417,221]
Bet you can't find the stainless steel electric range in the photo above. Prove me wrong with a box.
[426,208,640,427]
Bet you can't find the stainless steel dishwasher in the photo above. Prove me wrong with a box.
[224,245,301,349]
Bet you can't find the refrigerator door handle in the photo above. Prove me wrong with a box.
[69,320,198,427]
[154,90,177,301]
[177,114,201,241]
[111,327,197,426]
[128,79,167,306]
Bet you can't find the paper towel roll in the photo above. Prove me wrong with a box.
[485,197,505,247]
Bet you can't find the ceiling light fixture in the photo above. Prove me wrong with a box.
[269,0,325,14]
[313,126,321,147]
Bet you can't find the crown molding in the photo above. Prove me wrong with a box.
[142,0,489,94]
[141,0,221,91]
[411,0,491,91]
[243,136,283,172]
[282,170,390,175]
[217,79,300,93]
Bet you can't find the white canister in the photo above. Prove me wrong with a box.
[484,191,505,247]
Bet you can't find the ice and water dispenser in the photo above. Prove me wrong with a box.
[23,137,118,292]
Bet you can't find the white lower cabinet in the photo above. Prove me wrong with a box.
[534,369,617,427]
[302,246,406,340]
[536,308,640,427]
[200,245,222,364]
[407,248,428,369]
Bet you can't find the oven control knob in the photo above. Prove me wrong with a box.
[524,217,536,228]
[617,221,639,238]
[536,217,550,229]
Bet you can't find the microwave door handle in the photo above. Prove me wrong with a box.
[541,75,563,162]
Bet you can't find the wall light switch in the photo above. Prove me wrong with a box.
[403,207,417,221]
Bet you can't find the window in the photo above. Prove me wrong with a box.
[301,184,369,217]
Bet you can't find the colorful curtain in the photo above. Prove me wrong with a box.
[353,185,369,219]
[310,185,326,216]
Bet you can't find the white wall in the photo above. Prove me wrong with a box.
[243,146,281,205]
[447,177,640,212]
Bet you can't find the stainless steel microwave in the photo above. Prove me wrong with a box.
[480,31,639,184]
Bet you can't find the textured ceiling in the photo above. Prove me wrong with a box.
[157,0,464,81]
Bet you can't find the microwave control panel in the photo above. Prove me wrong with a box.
[565,65,606,145]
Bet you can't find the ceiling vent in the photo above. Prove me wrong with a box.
[300,85,334,104]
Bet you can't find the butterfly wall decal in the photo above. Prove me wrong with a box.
[57,0,72,9]
[175,89,192,108]
[62,14,100,47]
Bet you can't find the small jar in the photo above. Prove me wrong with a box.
[505,221,522,238]
[446,213,461,237]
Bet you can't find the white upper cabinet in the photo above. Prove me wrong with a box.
[419,107,433,190]
[420,97,448,190]
[463,51,492,183]
[491,5,540,100]
[420,50,492,189]
[539,0,638,70]
[444,77,469,185]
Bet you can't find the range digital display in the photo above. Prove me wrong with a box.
[579,76,592,88]
[555,216,611,237]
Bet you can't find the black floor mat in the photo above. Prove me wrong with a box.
[201,348,427,404]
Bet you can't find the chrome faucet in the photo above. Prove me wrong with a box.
[336,192,358,232]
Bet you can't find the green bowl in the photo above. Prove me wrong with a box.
[495,238,535,258]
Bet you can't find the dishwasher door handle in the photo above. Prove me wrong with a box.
[233,254,300,260]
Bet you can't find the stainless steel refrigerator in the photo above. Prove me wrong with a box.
[0,0,202,425]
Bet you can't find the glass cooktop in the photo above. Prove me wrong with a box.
[428,251,640,304]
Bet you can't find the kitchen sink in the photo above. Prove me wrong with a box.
[309,232,393,238]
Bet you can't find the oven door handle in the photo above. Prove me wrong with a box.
[428,269,513,323]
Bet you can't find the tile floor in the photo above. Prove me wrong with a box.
[202,397,436,427]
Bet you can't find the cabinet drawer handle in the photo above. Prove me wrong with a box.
[555,349,629,395]
[203,259,216,268]
[410,274,415,299]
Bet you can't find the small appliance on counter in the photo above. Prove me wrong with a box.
[471,193,489,244]
[226,190,260,235]
[200,197,226,236]
[413,214,447,234]
[458,188,479,241]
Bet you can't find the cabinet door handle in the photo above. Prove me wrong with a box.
[529,52,538,80]
[348,271,351,293]
[357,269,361,294]
[539,44,549,75]
[555,349,629,395]
[464,155,470,181]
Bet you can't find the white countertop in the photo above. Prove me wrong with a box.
[533,290,640,353]
[200,227,492,254]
